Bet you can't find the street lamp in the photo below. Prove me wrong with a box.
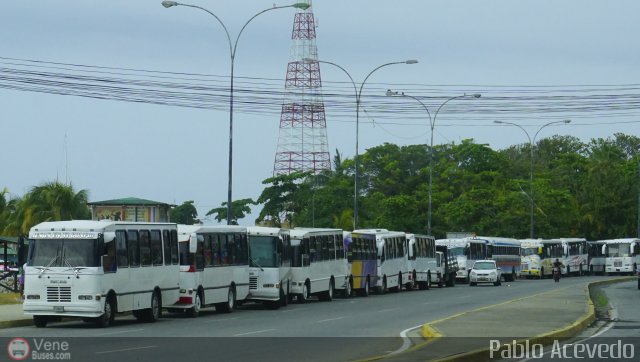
[162,1,310,224]
[386,91,480,236]
[494,119,571,238]
[303,59,418,230]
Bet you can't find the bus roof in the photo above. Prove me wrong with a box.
[29,220,175,237]
[246,226,282,236]
[597,238,639,244]
[290,228,342,239]
[177,224,247,234]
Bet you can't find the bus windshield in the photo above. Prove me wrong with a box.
[448,247,465,256]
[521,248,538,256]
[29,239,99,267]
[249,236,278,268]
[608,243,631,257]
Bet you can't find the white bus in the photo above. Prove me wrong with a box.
[519,239,543,279]
[289,228,350,302]
[541,238,588,276]
[437,236,521,282]
[435,238,469,282]
[247,226,291,309]
[23,221,180,328]
[406,234,437,289]
[172,225,250,317]
[352,229,409,293]
[601,238,639,275]
[587,241,606,275]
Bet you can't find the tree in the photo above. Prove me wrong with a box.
[206,198,255,225]
[4,181,91,235]
[256,172,310,227]
[170,200,199,225]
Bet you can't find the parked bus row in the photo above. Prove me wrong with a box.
[22,221,458,328]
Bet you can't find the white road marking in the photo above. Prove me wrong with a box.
[95,345,157,354]
[94,328,145,336]
[201,317,238,323]
[233,328,276,336]
[389,324,424,355]
[316,316,345,323]
[378,308,400,313]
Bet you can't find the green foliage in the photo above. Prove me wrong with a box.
[259,134,640,240]
[3,181,91,235]
[206,198,255,225]
[171,200,199,225]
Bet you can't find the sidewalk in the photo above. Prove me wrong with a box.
[0,302,31,329]
[383,277,633,362]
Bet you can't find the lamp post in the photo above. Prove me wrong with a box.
[494,119,571,238]
[162,1,310,224]
[386,91,480,235]
[305,59,418,230]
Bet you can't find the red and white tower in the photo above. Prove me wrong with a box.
[273,1,331,175]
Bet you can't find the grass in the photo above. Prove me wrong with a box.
[592,290,609,309]
[0,292,22,305]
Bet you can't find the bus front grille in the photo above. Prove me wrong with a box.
[249,277,258,290]
[47,287,72,302]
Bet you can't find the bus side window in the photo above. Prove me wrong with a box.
[204,234,213,267]
[162,230,171,266]
[309,236,317,263]
[170,230,179,265]
[212,235,221,266]
[139,230,151,267]
[127,230,140,267]
[220,235,229,266]
[115,230,129,268]
[227,234,236,265]
[195,235,205,270]
[150,230,163,266]
[103,240,116,273]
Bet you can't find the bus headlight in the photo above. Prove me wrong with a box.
[78,295,94,300]
[26,295,40,300]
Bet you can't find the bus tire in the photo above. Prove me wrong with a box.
[326,279,334,301]
[216,287,235,313]
[33,315,48,328]
[187,292,202,318]
[96,297,115,328]
[342,277,352,298]
[298,282,310,303]
[362,277,370,297]
[394,273,402,293]
[143,291,161,323]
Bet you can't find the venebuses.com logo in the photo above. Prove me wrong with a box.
[7,338,30,361]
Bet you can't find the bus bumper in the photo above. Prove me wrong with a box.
[23,301,103,318]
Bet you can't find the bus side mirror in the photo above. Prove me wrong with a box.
[189,233,198,253]
[601,245,607,256]
[630,242,636,255]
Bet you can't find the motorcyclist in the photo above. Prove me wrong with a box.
[552,259,564,282]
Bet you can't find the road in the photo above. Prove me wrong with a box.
[0,276,611,362]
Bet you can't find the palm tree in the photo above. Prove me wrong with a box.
[4,181,91,235]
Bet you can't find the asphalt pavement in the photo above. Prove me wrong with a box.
[0,276,635,362]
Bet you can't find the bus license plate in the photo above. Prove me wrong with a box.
[53,306,65,313]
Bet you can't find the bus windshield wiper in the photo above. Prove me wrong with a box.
[36,255,59,276]
[250,257,264,271]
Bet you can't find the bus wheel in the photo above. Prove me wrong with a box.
[33,315,48,328]
[298,283,309,303]
[394,273,402,293]
[187,292,202,318]
[217,287,235,313]
[96,298,115,328]
[144,291,161,323]
[324,279,334,301]
[343,278,352,298]
[363,277,370,297]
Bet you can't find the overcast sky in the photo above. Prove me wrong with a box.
[2,1,640,224]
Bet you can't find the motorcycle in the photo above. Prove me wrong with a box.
[553,266,561,282]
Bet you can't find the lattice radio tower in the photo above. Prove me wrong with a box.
[273,0,331,175]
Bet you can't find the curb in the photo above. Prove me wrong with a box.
[427,276,635,362]
[0,318,33,329]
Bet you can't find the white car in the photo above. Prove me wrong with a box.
[469,260,502,286]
